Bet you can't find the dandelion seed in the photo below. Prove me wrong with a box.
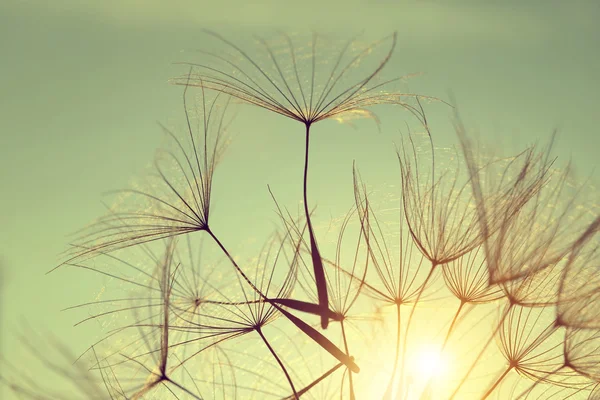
[456,122,591,285]
[58,79,231,268]
[557,216,600,329]
[174,30,434,329]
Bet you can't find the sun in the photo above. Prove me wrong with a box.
[414,348,448,379]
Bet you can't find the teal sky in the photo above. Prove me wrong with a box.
[1,0,599,398]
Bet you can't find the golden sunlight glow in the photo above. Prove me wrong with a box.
[413,347,447,379]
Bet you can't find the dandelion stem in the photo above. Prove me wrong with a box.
[302,122,329,329]
[449,303,513,400]
[256,327,298,399]
[165,377,203,400]
[206,227,265,300]
[340,320,356,400]
[420,301,466,398]
[383,303,402,400]
[206,227,359,373]
[442,300,465,351]
[480,366,512,400]
[398,265,436,396]
[283,362,344,400]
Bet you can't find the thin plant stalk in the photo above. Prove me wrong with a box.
[302,122,329,329]
[396,264,437,396]
[449,303,513,400]
[418,300,467,398]
[480,366,512,400]
[205,227,359,373]
[256,327,298,399]
[340,319,356,400]
[283,362,345,400]
[442,300,466,351]
[383,302,402,400]
[165,378,203,400]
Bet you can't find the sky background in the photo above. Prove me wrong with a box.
[1,0,599,398]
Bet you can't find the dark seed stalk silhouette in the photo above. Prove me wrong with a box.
[171,30,435,331]
[302,121,329,329]
[205,226,360,374]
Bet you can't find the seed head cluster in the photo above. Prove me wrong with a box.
[2,31,599,400]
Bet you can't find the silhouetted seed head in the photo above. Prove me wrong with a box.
[102,240,205,399]
[496,306,566,385]
[19,27,600,400]
[397,131,487,268]
[557,217,600,329]
[60,83,231,267]
[172,30,429,127]
[59,240,212,399]
[353,176,438,307]
[500,260,564,308]
[442,245,504,304]
[173,30,443,333]
[458,131,592,285]
[0,330,115,400]
[563,328,600,382]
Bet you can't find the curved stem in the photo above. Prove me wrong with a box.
[398,265,436,395]
[383,303,402,400]
[340,320,356,400]
[283,362,344,400]
[449,303,513,400]
[165,378,202,400]
[257,327,298,399]
[206,227,359,373]
[480,366,512,400]
[302,122,329,329]
[206,227,265,300]
[442,300,465,351]
[420,300,466,398]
